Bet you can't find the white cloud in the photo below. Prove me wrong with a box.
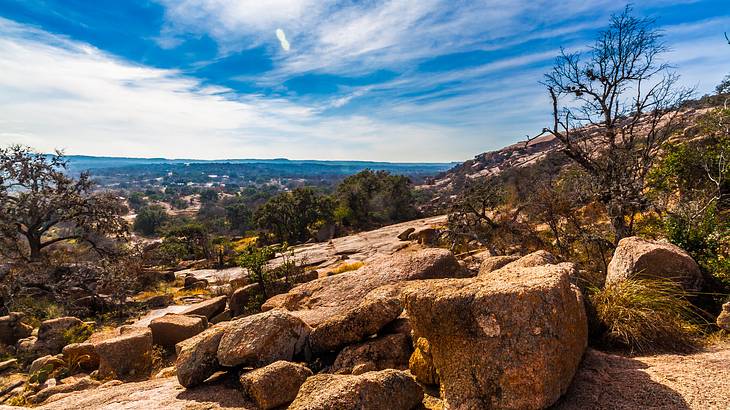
[276,28,290,51]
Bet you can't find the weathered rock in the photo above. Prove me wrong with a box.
[0,312,33,346]
[409,337,438,385]
[408,227,439,245]
[380,316,412,337]
[289,369,423,410]
[397,227,415,241]
[210,309,232,324]
[264,249,461,328]
[478,255,520,275]
[139,293,173,309]
[718,302,730,332]
[331,333,412,374]
[94,327,153,380]
[36,317,84,355]
[29,354,62,375]
[499,250,557,270]
[175,324,228,388]
[217,310,311,367]
[402,263,588,410]
[62,343,99,371]
[29,376,100,404]
[229,282,290,317]
[0,358,17,373]
[16,336,38,357]
[184,279,209,291]
[606,236,703,291]
[239,361,313,410]
[149,313,207,348]
[309,285,403,353]
[181,295,227,320]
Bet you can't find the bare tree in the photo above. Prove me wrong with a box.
[0,145,128,261]
[542,6,693,243]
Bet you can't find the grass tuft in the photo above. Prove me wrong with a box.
[590,278,704,353]
[328,261,364,275]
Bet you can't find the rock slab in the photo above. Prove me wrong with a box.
[239,361,312,410]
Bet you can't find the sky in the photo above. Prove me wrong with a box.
[0,1,728,162]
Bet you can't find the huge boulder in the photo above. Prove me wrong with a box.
[239,361,313,410]
[62,342,99,371]
[175,324,228,388]
[0,312,33,346]
[229,281,290,317]
[309,285,403,353]
[478,255,520,275]
[498,250,557,270]
[718,302,730,332]
[217,310,311,368]
[331,333,412,375]
[402,263,588,410]
[94,327,153,380]
[289,369,423,410]
[181,296,227,320]
[149,314,207,348]
[262,249,461,328]
[606,237,703,291]
[35,317,84,355]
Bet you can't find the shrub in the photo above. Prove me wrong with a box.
[590,278,703,353]
[63,322,95,345]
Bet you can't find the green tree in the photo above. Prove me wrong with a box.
[238,245,276,299]
[162,221,211,260]
[133,205,168,236]
[255,188,334,244]
[0,145,128,261]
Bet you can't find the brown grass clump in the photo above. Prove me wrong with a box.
[590,278,704,353]
[328,261,364,275]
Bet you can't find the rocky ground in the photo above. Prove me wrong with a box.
[0,215,727,409]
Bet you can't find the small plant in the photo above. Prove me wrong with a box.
[63,322,95,345]
[590,278,704,353]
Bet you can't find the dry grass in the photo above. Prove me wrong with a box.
[590,278,704,353]
[173,288,211,298]
[328,261,364,275]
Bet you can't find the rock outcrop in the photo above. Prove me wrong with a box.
[402,263,588,409]
[149,313,207,348]
[309,285,403,353]
[409,337,438,385]
[331,333,412,374]
[61,342,99,371]
[0,313,33,346]
[289,369,423,410]
[181,296,227,320]
[217,310,311,368]
[606,236,703,291]
[478,255,520,275]
[34,317,84,355]
[718,302,730,332]
[94,327,153,380]
[239,361,313,410]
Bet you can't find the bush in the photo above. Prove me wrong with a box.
[589,278,703,353]
[133,205,168,236]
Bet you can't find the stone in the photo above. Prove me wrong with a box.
[175,324,228,388]
[94,327,153,380]
[217,310,311,368]
[29,355,62,375]
[718,302,730,332]
[309,285,403,353]
[408,227,439,245]
[331,333,412,374]
[181,295,227,320]
[397,227,415,241]
[264,249,461,328]
[289,369,423,410]
[402,263,588,410]
[606,236,703,291]
[498,250,557,270]
[62,343,99,371]
[29,376,100,404]
[140,294,173,309]
[478,255,520,275]
[409,337,438,385]
[0,358,17,373]
[239,361,313,410]
[16,336,38,357]
[184,279,209,291]
[380,316,412,337]
[36,317,84,355]
[149,313,207,348]
[210,309,232,324]
[0,312,33,346]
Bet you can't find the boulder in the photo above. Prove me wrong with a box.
[94,327,153,380]
[718,302,730,332]
[184,279,209,291]
[498,250,557,270]
[36,317,84,355]
[217,310,311,368]
[210,309,232,324]
[409,337,438,385]
[408,227,439,245]
[309,285,403,353]
[239,361,313,410]
[263,249,461,328]
[0,312,33,346]
[229,282,290,317]
[29,354,62,375]
[478,255,520,275]
[331,333,412,374]
[149,314,207,348]
[175,324,229,388]
[402,263,588,410]
[0,358,17,373]
[28,376,100,404]
[181,296,227,320]
[380,316,412,337]
[140,294,173,309]
[397,227,415,241]
[289,369,423,410]
[606,236,703,291]
[62,342,99,371]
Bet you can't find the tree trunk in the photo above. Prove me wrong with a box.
[27,234,42,262]
[610,212,632,245]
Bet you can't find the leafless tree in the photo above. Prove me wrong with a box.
[0,145,128,262]
[542,6,693,243]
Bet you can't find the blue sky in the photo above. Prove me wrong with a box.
[0,1,728,161]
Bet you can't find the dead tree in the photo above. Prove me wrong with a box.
[542,7,693,243]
